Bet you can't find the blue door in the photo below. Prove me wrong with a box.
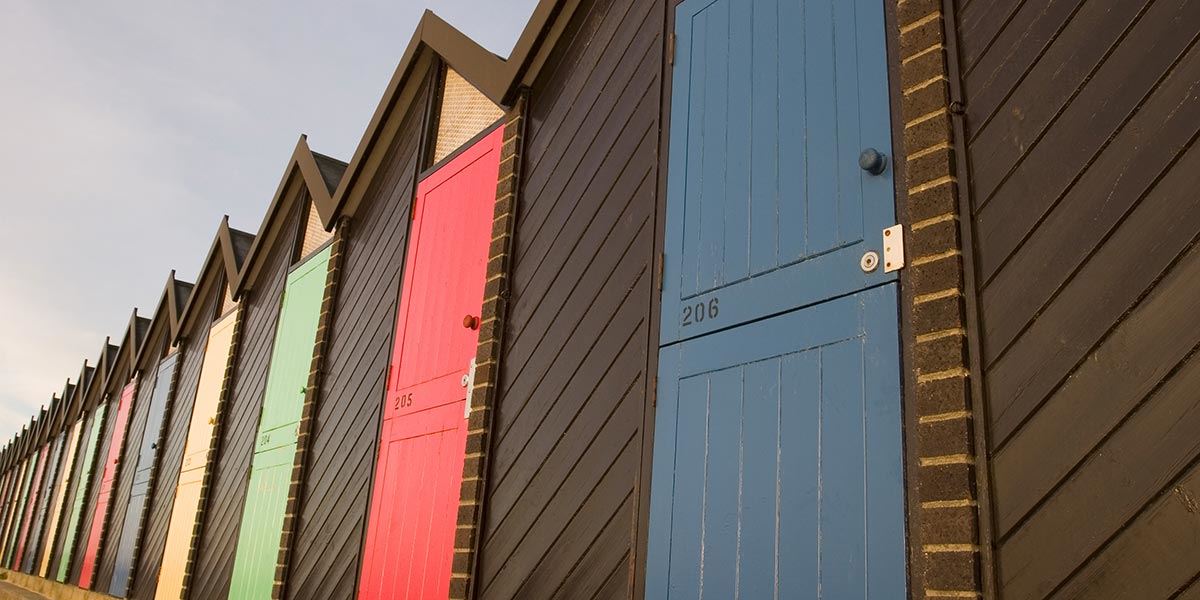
[109,352,177,597]
[647,0,905,596]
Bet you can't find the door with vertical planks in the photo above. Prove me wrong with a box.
[156,309,237,600]
[79,381,136,589]
[12,443,46,569]
[57,403,106,582]
[109,354,177,596]
[646,0,906,597]
[40,418,81,577]
[26,431,65,573]
[358,126,502,600]
[229,245,329,600]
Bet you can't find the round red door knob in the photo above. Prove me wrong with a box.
[463,315,480,330]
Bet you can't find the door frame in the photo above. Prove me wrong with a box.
[633,0,920,597]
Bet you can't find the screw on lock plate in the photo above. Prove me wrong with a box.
[861,251,880,273]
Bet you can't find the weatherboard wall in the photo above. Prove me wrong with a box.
[95,341,167,592]
[191,197,302,599]
[286,76,429,600]
[951,0,1200,597]
[472,0,665,596]
[130,284,215,600]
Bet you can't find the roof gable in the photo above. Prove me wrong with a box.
[233,136,346,295]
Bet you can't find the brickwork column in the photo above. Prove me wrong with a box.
[274,220,348,600]
[450,92,528,600]
[895,1,984,598]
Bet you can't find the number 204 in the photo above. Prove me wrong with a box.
[681,298,720,327]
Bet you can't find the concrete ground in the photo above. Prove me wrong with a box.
[0,581,48,600]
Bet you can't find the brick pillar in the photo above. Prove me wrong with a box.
[895,1,985,598]
[121,345,186,596]
[180,300,247,600]
[449,93,528,600]
[273,220,347,600]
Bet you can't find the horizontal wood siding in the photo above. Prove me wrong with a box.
[95,340,163,591]
[130,289,215,600]
[71,394,118,584]
[286,78,428,600]
[192,201,302,599]
[954,0,1200,597]
[475,0,662,597]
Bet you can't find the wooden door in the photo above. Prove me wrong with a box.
[26,431,65,573]
[10,448,42,568]
[40,418,81,577]
[229,245,330,600]
[3,458,31,563]
[647,0,905,596]
[358,126,502,600]
[156,309,237,600]
[79,381,136,589]
[659,0,898,346]
[109,354,177,596]
[57,402,107,582]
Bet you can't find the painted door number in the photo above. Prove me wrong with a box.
[681,297,720,327]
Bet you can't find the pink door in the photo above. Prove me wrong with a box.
[359,126,503,599]
[78,380,135,589]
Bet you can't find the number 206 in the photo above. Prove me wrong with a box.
[681,298,719,326]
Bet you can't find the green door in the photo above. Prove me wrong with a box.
[57,403,107,582]
[229,245,330,600]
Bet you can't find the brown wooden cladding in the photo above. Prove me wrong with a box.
[286,79,427,600]
[95,336,166,591]
[129,287,216,600]
[191,199,302,599]
[474,0,663,597]
[955,0,1200,597]
[70,390,119,584]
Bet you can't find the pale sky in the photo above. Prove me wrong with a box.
[0,1,539,442]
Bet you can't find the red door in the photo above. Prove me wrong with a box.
[78,380,135,589]
[359,126,503,600]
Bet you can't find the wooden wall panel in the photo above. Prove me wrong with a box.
[47,409,93,579]
[474,0,663,597]
[130,287,215,600]
[286,77,428,600]
[191,200,302,599]
[96,342,163,590]
[954,0,1200,597]
[71,393,119,584]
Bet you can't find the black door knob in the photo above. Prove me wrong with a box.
[859,148,887,175]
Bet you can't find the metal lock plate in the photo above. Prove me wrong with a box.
[461,357,478,418]
[883,225,905,273]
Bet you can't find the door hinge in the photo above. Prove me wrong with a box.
[883,225,905,273]
[668,32,676,66]
[656,253,665,292]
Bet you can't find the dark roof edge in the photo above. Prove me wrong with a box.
[327,1,576,222]
[232,135,344,296]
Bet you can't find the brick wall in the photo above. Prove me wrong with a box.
[449,93,527,600]
[895,0,984,598]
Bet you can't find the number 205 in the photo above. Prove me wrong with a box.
[681,297,719,326]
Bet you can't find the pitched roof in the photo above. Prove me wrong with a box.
[232,136,347,295]
[173,217,254,341]
[328,1,580,221]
